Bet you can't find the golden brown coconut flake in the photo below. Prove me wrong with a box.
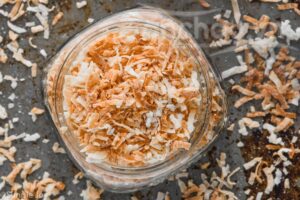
[0,48,8,63]
[277,3,298,10]
[30,107,45,115]
[198,0,210,9]
[246,111,266,118]
[274,117,294,132]
[52,11,64,26]
[80,180,103,200]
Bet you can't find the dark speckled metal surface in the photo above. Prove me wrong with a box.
[0,0,299,199]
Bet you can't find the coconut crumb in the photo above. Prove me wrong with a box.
[0,104,8,120]
[52,142,66,154]
[87,17,94,24]
[76,1,87,9]
[0,48,8,64]
[72,171,84,185]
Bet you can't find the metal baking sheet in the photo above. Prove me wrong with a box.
[0,0,299,199]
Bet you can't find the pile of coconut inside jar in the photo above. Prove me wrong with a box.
[62,30,203,167]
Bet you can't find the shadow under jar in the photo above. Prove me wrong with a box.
[43,7,227,192]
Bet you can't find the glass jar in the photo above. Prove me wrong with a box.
[43,6,227,192]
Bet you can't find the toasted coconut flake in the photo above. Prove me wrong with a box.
[7,41,33,67]
[263,165,275,194]
[235,23,249,41]
[198,0,210,9]
[237,141,244,147]
[40,49,47,58]
[249,37,278,59]
[72,171,84,185]
[28,37,38,49]
[35,12,50,39]
[31,63,38,77]
[263,123,284,145]
[80,180,103,200]
[30,107,45,115]
[0,104,8,120]
[294,7,300,15]
[275,117,294,132]
[8,30,18,41]
[4,75,18,89]
[269,71,283,92]
[76,1,87,9]
[209,38,233,48]
[227,123,235,131]
[222,64,248,79]
[246,111,266,118]
[9,1,25,21]
[256,192,263,200]
[227,167,240,187]
[291,78,300,90]
[177,179,187,193]
[200,162,211,170]
[0,9,9,17]
[271,104,296,119]
[232,85,256,96]
[284,178,290,189]
[26,21,36,27]
[280,20,300,45]
[274,168,282,185]
[31,25,44,33]
[0,147,16,162]
[260,84,289,109]
[52,11,64,25]
[23,133,41,142]
[244,157,262,170]
[265,22,278,37]
[0,48,8,64]
[277,3,298,10]
[7,21,26,34]
[87,17,94,23]
[157,192,166,200]
[242,117,260,129]
[234,96,254,108]
[231,0,241,24]
[52,142,66,154]
[224,9,232,19]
